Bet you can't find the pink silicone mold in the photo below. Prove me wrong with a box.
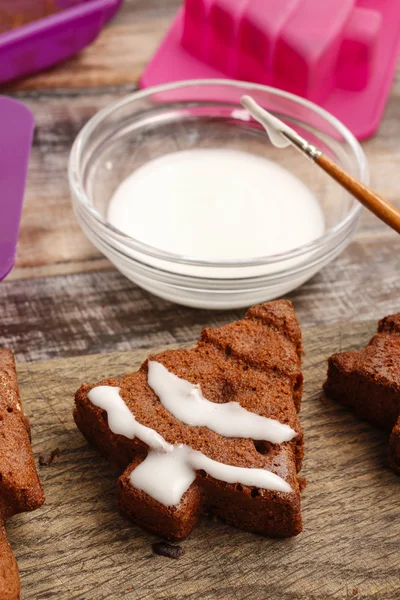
[141,0,400,140]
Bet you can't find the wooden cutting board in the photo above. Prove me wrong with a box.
[8,320,400,600]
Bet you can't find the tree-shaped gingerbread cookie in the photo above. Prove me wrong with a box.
[74,301,305,540]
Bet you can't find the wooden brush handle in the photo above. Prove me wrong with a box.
[316,154,400,234]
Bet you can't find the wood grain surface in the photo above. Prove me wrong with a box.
[0,0,400,364]
[6,319,400,600]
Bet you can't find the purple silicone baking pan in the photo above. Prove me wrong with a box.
[0,0,122,84]
[0,97,34,281]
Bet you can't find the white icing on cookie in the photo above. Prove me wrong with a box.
[88,386,171,452]
[148,361,296,444]
[130,445,291,506]
[88,385,293,506]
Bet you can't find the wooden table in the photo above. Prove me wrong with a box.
[1,0,400,363]
[1,6,400,599]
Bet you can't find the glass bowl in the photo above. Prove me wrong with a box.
[69,79,368,310]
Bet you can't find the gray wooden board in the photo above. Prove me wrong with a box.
[6,320,400,600]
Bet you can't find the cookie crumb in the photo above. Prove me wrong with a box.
[352,589,359,596]
[320,395,329,405]
[152,542,185,559]
[39,448,60,467]
[298,476,307,491]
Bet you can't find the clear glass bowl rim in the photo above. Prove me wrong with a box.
[69,78,368,269]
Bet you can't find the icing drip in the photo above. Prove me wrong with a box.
[241,95,294,149]
[147,361,296,444]
[88,385,293,507]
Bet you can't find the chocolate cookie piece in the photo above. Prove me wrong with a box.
[389,417,400,473]
[75,300,304,540]
[0,349,45,599]
[324,313,400,473]
[152,541,185,559]
[0,527,19,600]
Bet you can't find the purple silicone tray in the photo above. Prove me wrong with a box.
[0,0,122,84]
[0,97,34,281]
